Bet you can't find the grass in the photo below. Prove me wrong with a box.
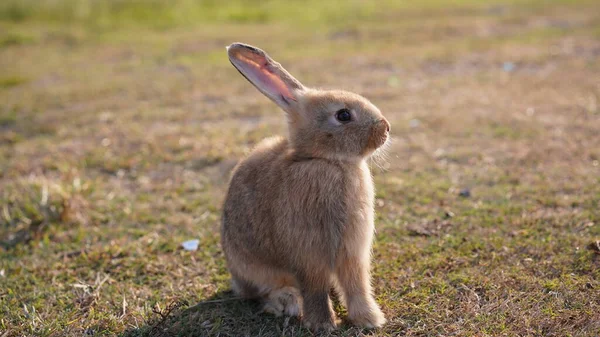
[0,76,27,88]
[1,0,600,336]
[0,0,567,28]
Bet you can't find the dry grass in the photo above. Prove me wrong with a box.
[1,0,599,336]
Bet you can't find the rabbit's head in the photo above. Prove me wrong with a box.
[228,43,390,161]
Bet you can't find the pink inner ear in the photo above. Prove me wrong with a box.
[234,52,294,101]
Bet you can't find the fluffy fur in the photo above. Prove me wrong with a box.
[221,43,390,331]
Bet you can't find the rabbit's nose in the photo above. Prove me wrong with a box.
[380,119,390,133]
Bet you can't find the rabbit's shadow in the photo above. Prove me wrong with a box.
[121,290,304,337]
[121,290,375,337]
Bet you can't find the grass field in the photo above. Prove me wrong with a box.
[1,0,600,336]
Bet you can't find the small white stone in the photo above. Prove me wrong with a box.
[182,239,200,251]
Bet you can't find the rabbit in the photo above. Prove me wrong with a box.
[221,42,390,331]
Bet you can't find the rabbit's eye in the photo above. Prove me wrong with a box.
[336,109,352,123]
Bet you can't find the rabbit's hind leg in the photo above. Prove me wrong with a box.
[255,270,302,317]
[262,286,302,317]
[230,264,301,317]
[231,275,264,299]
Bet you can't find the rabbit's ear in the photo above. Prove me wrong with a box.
[227,43,305,112]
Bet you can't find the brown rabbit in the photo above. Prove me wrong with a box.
[221,43,390,331]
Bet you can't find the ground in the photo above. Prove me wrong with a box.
[1,0,599,336]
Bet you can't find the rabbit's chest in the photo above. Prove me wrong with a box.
[342,162,375,236]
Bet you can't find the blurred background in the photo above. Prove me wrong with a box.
[1,1,599,336]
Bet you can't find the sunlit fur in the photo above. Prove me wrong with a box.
[222,43,390,331]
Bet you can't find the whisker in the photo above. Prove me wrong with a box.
[370,136,393,172]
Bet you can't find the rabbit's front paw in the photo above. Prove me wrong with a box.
[303,318,337,332]
[301,291,337,331]
[348,299,386,328]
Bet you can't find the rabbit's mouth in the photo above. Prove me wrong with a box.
[363,119,390,156]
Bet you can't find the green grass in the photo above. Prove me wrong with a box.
[1,0,600,336]
[1,0,596,30]
[0,76,27,88]
[0,0,385,29]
